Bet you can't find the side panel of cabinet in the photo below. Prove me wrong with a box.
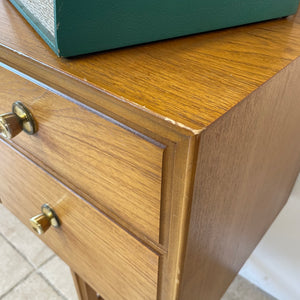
[179,58,300,299]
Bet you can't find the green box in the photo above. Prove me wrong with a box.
[9,0,300,57]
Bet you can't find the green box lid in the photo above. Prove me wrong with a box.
[9,0,300,57]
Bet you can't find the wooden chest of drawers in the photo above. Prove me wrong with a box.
[1,1,300,299]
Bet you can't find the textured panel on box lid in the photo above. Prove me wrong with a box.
[18,0,54,35]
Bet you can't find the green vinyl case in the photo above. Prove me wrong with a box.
[9,0,300,57]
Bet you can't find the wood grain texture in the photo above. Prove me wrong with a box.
[179,57,300,300]
[0,140,159,300]
[1,3,300,300]
[158,135,200,300]
[72,271,99,300]
[1,0,300,131]
[0,66,164,243]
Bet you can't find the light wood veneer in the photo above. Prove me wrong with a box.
[1,1,300,299]
[0,66,164,243]
[0,140,159,300]
[180,56,300,300]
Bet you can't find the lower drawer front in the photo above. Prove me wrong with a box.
[0,140,158,300]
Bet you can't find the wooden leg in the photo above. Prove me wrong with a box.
[71,270,101,300]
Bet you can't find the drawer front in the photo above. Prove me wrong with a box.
[0,140,159,300]
[0,66,164,242]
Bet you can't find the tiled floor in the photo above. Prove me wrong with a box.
[0,204,275,300]
[0,205,77,300]
[222,277,276,300]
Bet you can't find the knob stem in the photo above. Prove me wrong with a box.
[30,204,60,235]
[30,213,51,235]
[0,102,37,140]
[0,113,22,139]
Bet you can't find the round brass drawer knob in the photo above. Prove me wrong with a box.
[30,204,60,235]
[0,101,37,140]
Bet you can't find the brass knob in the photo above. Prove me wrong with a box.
[0,101,37,140]
[30,204,60,235]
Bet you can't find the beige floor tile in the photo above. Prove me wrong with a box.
[0,205,54,267]
[39,256,78,300]
[222,275,277,300]
[0,235,33,296]
[1,272,64,300]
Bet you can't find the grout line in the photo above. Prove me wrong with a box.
[0,233,69,299]
[0,207,74,299]
[0,270,68,300]
[36,253,56,269]
[0,270,35,299]
[0,232,68,299]
[37,270,69,300]
[0,232,37,269]
[0,230,56,270]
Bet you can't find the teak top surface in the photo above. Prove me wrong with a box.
[1,0,300,131]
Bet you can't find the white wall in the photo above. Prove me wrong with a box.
[239,173,300,300]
